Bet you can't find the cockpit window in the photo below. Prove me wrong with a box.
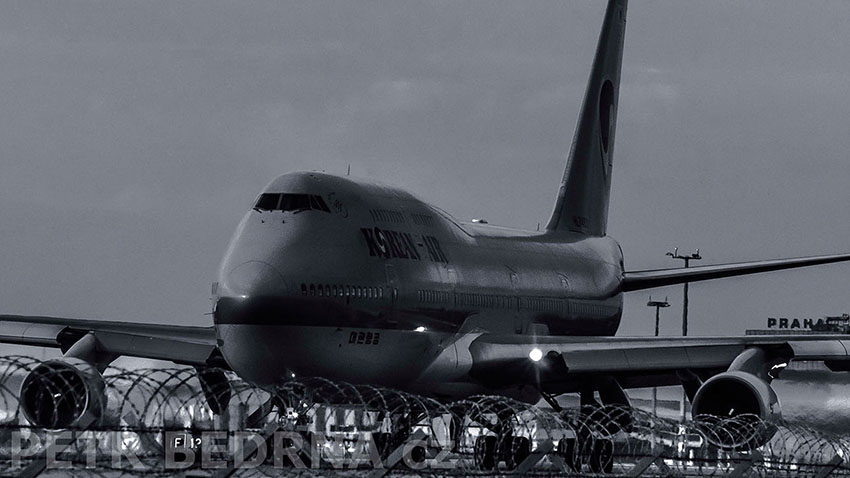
[254,193,331,213]
[310,195,331,212]
[280,194,311,212]
[254,193,281,211]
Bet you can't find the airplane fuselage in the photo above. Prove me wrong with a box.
[213,171,624,398]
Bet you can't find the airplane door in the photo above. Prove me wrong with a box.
[383,264,400,326]
[557,273,571,297]
[446,267,457,304]
[385,264,399,306]
[507,268,522,333]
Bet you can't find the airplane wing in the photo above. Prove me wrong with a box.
[466,333,850,392]
[0,314,222,367]
[622,253,850,292]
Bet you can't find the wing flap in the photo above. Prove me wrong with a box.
[92,330,219,365]
[0,321,66,347]
[622,253,850,292]
[0,314,219,367]
[786,339,850,361]
[536,342,740,373]
[467,334,850,390]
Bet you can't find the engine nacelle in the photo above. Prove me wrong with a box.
[20,358,106,429]
[691,370,779,449]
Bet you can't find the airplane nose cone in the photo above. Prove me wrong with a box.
[221,260,286,297]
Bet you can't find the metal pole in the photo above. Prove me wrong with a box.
[666,248,701,424]
[646,298,670,417]
[647,296,670,453]
[655,306,661,337]
[682,272,688,336]
[681,255,696,336]
[653,304,659,419]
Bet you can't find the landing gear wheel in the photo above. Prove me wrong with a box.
[373,412,419,460]
[503,436,530,470]
[474,435,497,471]
[589,439,613,473]
[558,438,581,471]
[372,432,392,459]
[405,443,427,467]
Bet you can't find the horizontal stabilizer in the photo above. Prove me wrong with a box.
[622,253,850,292]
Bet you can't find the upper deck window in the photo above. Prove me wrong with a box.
[254,193,331,213]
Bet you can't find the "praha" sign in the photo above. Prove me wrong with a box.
[766,317,825,329]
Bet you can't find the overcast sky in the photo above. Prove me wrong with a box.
[1,0,849,343]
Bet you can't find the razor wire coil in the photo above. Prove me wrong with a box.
[0,356,848,477]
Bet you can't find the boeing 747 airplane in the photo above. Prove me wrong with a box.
[3,0,850,467]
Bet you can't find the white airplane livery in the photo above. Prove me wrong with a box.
[3,0,850,462]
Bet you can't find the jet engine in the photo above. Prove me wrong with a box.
[20,358,107,429]
[691,369,780,449]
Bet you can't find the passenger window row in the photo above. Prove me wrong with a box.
[369,208,406,223]
[298,282,591,315]
[255,193,331,213]
[520,297,564,313]
[454,292,565,312]
[456,292,515,309]
[417,290,451,303]
[301,283,384,300]
[410,213,435,227]
[571,302,604,317]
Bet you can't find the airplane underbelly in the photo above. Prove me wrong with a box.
[216,324,445,388]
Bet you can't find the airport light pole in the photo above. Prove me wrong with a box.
[647,296,670,339]
[666,247,701,424]
[665,248,701,337]
[647,296,670,452]
[647,296,670,413]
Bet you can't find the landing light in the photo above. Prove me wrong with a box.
[529,348,543,362]
[414,326,426,333]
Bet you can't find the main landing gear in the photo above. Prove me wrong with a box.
[449,397,535,472]
[539,384,632,474]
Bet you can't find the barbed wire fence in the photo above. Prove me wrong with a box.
[0,356,848,477]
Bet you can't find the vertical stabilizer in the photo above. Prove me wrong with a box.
[546,0,627,236]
